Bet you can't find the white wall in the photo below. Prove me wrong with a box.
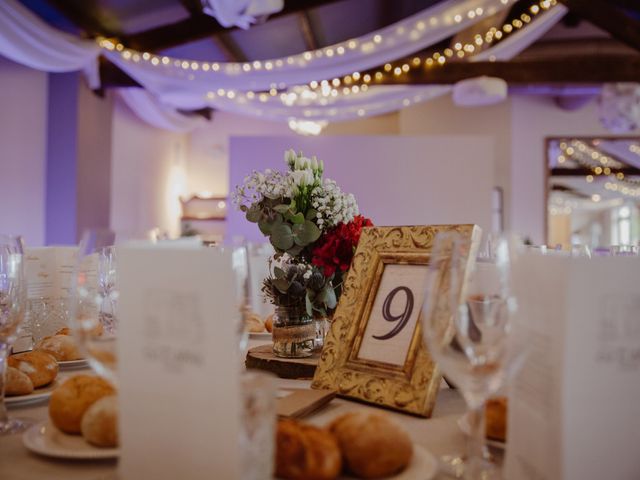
[0,58,48,245]
[110,101,189,237]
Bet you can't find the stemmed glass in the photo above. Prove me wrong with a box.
[72,229,134,385]
[0,235,30,435]
[422,232,521,479]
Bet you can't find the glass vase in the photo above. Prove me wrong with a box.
[272,307,315,358]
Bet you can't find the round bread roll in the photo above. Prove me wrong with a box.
[8,350,59,388]
[329,411,413,478]
[264,313,274,333]
[5,366,34,396]
[49,375,115,434]
[81,395,118,447]
[276,419,342,480]
[245,312,265,333]
[36,334,83,361]
[485,397,507,442]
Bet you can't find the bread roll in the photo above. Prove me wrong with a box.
[485,397,507,442]
[246,312,265,333]
[8,350,58,388]
[49,375,115,434]
[264,313,274,333]
[36,334,83,361]
[329,411,413,478]
[81,395,118,447]
[5,366,34,396]
[276,418,342,480]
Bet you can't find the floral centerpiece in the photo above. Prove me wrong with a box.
[233,150,372,357]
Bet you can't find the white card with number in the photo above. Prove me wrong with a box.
[117,246,240,479]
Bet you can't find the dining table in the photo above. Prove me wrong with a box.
[0,339,493,480]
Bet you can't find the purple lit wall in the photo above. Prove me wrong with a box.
[45,72,79,245]
[228,135,495,242]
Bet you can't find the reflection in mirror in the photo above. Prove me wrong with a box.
[547,138,640,251]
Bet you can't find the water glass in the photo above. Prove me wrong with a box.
[0,234,30,435]
[422,232,522,479]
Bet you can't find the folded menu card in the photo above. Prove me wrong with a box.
[506,255,640,480]
[117,245,240,479]
[24,247,77,298]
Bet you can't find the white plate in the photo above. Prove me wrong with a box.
[457,413,506,450]
[336,444,437,480]
[58,358,89,370]
[249,332,272,340]
[5,379,60,407]
[23,420,119,460]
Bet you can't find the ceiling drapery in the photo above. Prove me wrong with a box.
[0,0,567,131]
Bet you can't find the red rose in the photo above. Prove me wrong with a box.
[312,215,373,277]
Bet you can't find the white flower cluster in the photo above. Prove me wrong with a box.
[311,179,359,229]
[233,168,292,209]
[285,149,323,195]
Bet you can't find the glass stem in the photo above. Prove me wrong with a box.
[0,343,9,423]
[466,402,488,478]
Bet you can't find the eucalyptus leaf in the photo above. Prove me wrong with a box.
[271,223,294,251]
[305,208,318,221]
[290,212,305,224]
[258,220,272,235]
[273,204,290,214]
[273,267,286,279]
[246,206,262,223]
[293,220,321,246]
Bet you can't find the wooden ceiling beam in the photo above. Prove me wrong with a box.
[551,167,640,176]
[44,0,120,37]
[559,0,640,53]
[124,0,344,52]
[365,55,640,85]
[299,12,320,51]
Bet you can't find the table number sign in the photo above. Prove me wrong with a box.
[506,254,640,480]
[117,246,240,479]
[312,225,481,417]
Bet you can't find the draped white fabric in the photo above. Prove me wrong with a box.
[118,88,207,132]
[0,0,567,129]
[195,6,568,123]
[104,0,519,94]
[202,0,284,29]
[0,0,100,87]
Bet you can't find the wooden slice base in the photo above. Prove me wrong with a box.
[245,344,319,379]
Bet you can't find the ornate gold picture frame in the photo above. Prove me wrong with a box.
[311,225,481,417]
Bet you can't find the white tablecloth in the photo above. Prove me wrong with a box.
[0,342,483,480]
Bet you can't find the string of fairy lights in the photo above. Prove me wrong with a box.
[96,0,558,113]
[558,140,640,199]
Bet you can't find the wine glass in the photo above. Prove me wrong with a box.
[422,232,521,479]
[72,229,156,385]
[0,234,30,435]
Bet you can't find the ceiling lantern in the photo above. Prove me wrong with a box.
[452,76,508,107]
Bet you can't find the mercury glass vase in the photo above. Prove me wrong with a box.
[271,306,315,358]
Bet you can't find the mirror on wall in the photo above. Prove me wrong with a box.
[547,137,640,250]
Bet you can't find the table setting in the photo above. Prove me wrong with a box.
[1,149,639,480]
